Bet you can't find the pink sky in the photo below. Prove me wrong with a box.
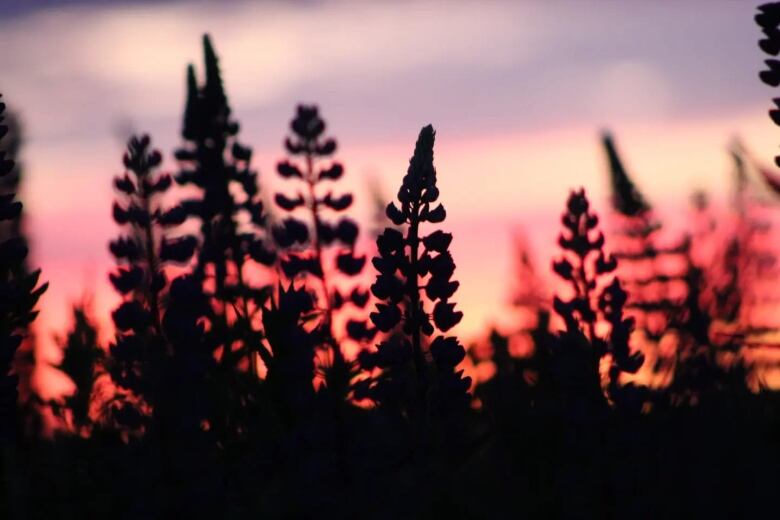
[0,0,778,392]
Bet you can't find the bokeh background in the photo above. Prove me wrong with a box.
[0,0,776,394]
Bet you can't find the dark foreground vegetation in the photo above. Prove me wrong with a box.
[3,4,780,518]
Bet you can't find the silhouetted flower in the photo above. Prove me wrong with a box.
[601,131,690,340]
[363,125,470,417]
[172,35,275,443]
[0,95,46,440]
[107,134,191,430]
[602,132,649,218]
[174,33,275,307]
[552,189,644,409]
[272,104,370,400]
[757,3,780,166]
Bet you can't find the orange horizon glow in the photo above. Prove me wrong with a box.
[28,112,780,396]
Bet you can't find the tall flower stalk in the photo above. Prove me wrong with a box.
[173,35,276,445]
[273,105,371,391]
[108,134,195,426]
[360,125,470,417]
[0,94,47,515]
[601,132,689,340]
[0,96,47,439]
[174,35,275,379]
[0,110,38,416]
[552,189,644,407]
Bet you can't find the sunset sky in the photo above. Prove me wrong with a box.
[1,0,778,391]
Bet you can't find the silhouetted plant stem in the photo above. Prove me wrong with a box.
[407,190,428,406]
[304,151,334,332]
[142,177,162,335]
[235,261,261,375]
[577,239,596,342]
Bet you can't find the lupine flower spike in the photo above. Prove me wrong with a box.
[108,134,195,427]
[0,95,47,440]
[273,105,372,395]
[552,189,644,407]
[359,125,470,415]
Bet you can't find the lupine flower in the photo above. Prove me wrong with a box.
[714,143,780,329]
[175,34,275,289]
[0,110,42,416]
[664,145,767,406]
[360,125,470,416]
[0,95,47,440]
[172,34,275,445]
[552,189,644,409]
[757,3,780,166]
[273,105,372,399]
[273,105,370,331]
[174,35,274,372]
[601,132,690,340]
[107,134,194,429]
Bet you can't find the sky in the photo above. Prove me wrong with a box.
[0,0,778,393]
